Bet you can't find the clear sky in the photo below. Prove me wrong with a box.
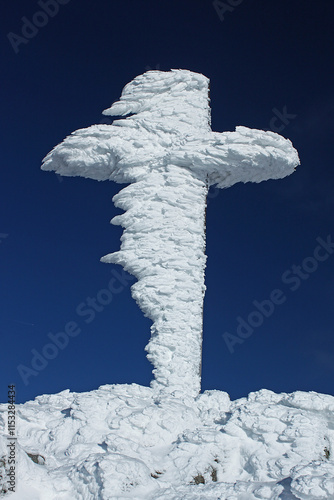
[1,0,333,403]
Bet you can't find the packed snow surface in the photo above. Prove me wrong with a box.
[1,385,334,499]
[41,70,300,396]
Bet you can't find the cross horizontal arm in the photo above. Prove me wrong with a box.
[169,126,300,188]
[41,123,167,183]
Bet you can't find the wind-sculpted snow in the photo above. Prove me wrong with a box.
[1,386,333,499]
[42,70,299,395]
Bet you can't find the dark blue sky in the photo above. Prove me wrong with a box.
[1,0,333,403]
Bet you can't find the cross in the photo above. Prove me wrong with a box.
[42,70,299,397]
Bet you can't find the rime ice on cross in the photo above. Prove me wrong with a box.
[42,70,299,397]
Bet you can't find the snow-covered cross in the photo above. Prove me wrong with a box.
[42,70,299,397]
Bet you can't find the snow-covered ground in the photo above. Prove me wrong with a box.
[1,385,333,499]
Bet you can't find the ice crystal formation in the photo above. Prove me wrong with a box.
[42,69,299,396]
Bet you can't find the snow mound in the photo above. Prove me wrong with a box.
[1,386,333,499]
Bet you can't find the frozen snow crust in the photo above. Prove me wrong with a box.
[1,385,334,499]
[41,70,300,397]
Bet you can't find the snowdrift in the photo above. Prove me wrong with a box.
[1,385,333,499]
